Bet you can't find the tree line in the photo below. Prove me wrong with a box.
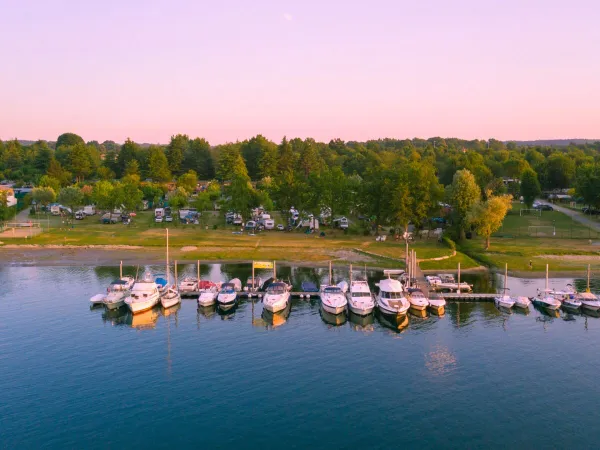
[2,132,600,246]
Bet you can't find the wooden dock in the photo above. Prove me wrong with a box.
[181,291,319,299]
[435,293,496,302]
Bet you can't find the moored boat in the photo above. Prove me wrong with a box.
[320,285,348,315]
[262,282,291,313]
[578,292,600,311]
[375,273,410,316]
[217,279,241,311]
[124,272,161,314]
[347,280,375,316]
[495,295,515,310]
[407,288,429,311]
[427,293,446,315]
[161,286,181,309]
[179,277,198,293]
[513,296,531,309]
[198,286,219,307]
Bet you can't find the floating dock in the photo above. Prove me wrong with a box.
[435,293,496,302]
[181,291,320,299]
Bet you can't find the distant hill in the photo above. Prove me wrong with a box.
[511,139,600,147]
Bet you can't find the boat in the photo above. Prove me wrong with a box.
[375,271,410,316]
[425,275,442,287]
[513,296,531,309]
[346,280,375,316]
[89,293,107,307]
[198,280,219,291]
[300,281,319,298]
[217,278,241,311]
[161,286,181,309]
[155,277,168,296]
[532,264,564,311]
[179,277,198,293]
[407,288,429,311]
[578,292,600,311]
[555,289,582,311]
[262,282,291,313]
[198,286,219,307]
[244,276,263,293]
[495,294,515,310]
[320,284,348,315]
[427,293,446,315]
[124,272,161,314]
[337,280,349,293]
[104,278,135,310]
[434,274,472,292]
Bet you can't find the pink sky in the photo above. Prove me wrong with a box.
[1,0,599,144]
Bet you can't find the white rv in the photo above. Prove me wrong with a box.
[83,205,96,216]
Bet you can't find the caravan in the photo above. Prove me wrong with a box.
[83,205,96,216]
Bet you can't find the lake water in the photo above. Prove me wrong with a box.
[2,264,600,449]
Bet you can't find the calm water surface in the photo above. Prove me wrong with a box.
[2,264,600,449]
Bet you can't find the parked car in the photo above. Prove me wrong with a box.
[277,224,285,231]
[165,215,173,222]
[539,205,554,211]
[155,216,163,223]
[75,211,85,220]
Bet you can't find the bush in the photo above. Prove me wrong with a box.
[442,236,456,252]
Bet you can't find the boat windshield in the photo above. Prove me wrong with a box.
[352,291,371,297]
[221,283,235,293]
[381,290,403,299]
[267,284,286,294]
[324,287,341,294]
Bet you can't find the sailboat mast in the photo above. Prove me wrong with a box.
[166,228,170,285]
[329,261,332,285]
[587,264,591,293]
[546,264,549,291]
[505,263,508,295]
[349,264,353,286]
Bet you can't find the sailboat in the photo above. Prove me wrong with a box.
[161,229,181,309]
[578,265,600,311]
[532,264,562,310]
[495,264,515,310]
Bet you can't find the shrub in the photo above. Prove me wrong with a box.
[442,236,456,252]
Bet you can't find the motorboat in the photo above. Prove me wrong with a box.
[426,275,442,287]
[532,290,562,310]
[244,276,264,293]
[375,276,410,316]
[559,292,582,311]
[495,294,515,310]
[104,278,135,310]
[262,282,291,313]
[124,272,161,314]
[90,293,107,307]
[161,286,181,309]
[578,292,600,311]
[217,279,241,311]
[179,277,198,293]
[346,280,375,316]
[427,293,446,315]
[434,274,472,292]
[198,286,219,307]
[320,285,348,315]
[513,296,531,309]
[300,281,319,299]
[407,288,429,311]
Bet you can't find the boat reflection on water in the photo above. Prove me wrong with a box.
[348,311,374,332]
[583,308,600,318]
[197,304,217,319]
[162,303,181,317]
[495,304,513,315]
[101,307,128,326]
[376,310,409,333]
[409,307,428,319]
[126,307,160,329]
[534,304,561,319]
[261,301,292,329]
[320,306,347,327]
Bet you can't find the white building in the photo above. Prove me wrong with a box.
[0,185,17,207]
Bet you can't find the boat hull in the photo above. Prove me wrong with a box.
[321,302,346,315]
[198,294,217,307]
[377,302,409,316]
[105,299,125,310]
[126,296,159,314]
[347,302,374,316]
[161,295,181,309]
[581,302,600,311]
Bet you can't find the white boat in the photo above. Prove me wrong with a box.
[495,294,515,309]
[218,279,241,311]
[89,293,107,307]
[179,277,198,293]
[434,274,472,292]
[198,286,219,307]
[427,293,446,314]
[533,290,562,310]
[578,292,600,311]
[376,276,410,316]
[320,285,348,315]
[346,280,375,316]
[161,286,181,309]
[90,276,135,309]
[426,275,442,287]
[124,273,161,314]
[513,296,531,309]
[262,282,291,313]
[407,288,429,311]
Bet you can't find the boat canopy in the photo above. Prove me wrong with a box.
[378,278,403,293]
[267,283,287,294]
[221,283,235,292]
[110,279,129,285]
[155,277,168,287]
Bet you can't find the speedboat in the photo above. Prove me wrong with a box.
[426,275,442,287]
[244,276,263,293]
[495,294,515,310]
[90,293,107,307]
[560,293,582,311]
[301,281,319,299]
[161,286,181,309]
[435,274,472,292]
[179,277,198,293]
[375,276,410,316]
[320,285,348,315]
[513,296,531,309]
[262,282,291,313]
[347,280,375,316]
[104,279,134,310]
[407,288,429,311]
[532,290,562,310]
[578,292,600,311]
[198,286,219,307]
[124,273,161,314]
[217,279,241,311]
[427,293,446,315]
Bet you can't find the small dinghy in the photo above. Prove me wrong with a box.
[161,286,181,309]
[513,296,531,309]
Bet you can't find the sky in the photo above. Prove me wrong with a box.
[1,0,599,144]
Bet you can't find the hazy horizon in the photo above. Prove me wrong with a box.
[1,0,599,144]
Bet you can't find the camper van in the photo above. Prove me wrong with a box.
[50,204,61,216]
[83,205,96,216]
[263,219,275,230]
[334,217,349,229]
[155,208,165,223]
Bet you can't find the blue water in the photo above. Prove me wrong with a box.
[2,265,600,449]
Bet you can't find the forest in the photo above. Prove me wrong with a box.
[1,132,600,243]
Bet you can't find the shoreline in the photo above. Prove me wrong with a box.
[0,245,596,278]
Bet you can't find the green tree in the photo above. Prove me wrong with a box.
[33,141,53,173]
[32,186,57,208]
[97,166,115,180]
[46,158,71,185]
[166,134,188,175]
[147,145,172,182]
[177,170,198,193]
[167,187,189,208]
[467,194,513,249]
[67,143,92,182]
[0,190,9,221]
[118,181,144,211]
[124,159,140,177]
[92,180,115,210]
[543,153,576,189]
[184,138,214,179]
[449,169,481,240]
[58,186,83,215]
[217,143,248,180]
[56,132,84,150]
[116,138,140,178]
[520,168,541,207]
[575,163,600,208]
[38,175,61,193]
[277,136,296,173]
[241,135,277,180]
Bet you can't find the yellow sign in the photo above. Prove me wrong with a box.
[253,261,274,269]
